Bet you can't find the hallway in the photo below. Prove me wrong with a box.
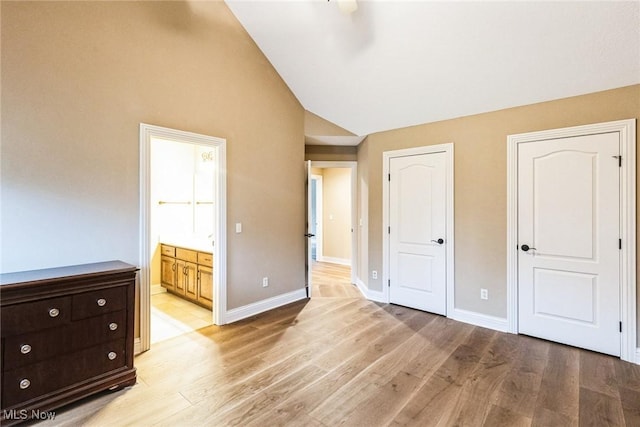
[311,261,361,299]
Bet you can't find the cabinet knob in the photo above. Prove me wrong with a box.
[97,298,107,307]
[48,308,60,318]
[109,322,118,331]
[20,344,32,354]
[108,351,117,360]
[19,379,31,389]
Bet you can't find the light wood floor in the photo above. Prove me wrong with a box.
[311,261,361,298]
[35,272,640,426]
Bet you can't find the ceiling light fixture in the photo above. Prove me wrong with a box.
[337,0,358,15]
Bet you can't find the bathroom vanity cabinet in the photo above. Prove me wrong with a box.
[160,244,213,309]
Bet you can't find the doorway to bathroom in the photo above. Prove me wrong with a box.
[139,124,227,353]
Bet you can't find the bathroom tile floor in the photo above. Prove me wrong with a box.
[150,291,213,344]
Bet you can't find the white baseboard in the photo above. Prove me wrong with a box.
[354,278,509,334]
[134,338,142,355]
[318,256,351,266]
[225,288,307,324]
[449,308,509,333]
[356,278,386,303]
[636,347,640,365]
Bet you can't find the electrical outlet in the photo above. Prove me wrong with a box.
[480,288,488,300]
[262,277,269,287]
[372,270,378,279]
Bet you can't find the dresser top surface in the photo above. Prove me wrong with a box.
[0,261,138,287]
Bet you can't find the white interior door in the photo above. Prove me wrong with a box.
[389,152,447,315]
[305,160,313,298]
[518,132,621,356]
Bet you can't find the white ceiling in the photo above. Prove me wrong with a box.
[225,1,640,137]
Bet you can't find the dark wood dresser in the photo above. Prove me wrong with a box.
[0,261,138,425]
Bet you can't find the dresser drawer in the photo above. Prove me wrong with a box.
[2,338,127,408]
[3,310,127,371]
[72,286,126,320]
[1,297,71,337]
[197,252,213,265]
[175,248,197,263]
[160,244,175,257]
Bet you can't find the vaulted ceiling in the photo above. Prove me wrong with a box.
[225,1,640,137]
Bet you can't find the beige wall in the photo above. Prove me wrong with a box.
[1,0,305,323]
[357,139,370,285]
[305,111,355,136]
[359,85,639,336]
[322,168,352,262]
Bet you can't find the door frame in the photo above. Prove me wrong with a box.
[310,161,358,285]
[138,123,227,354]
[382,143,454,315]
[506,119,636,363]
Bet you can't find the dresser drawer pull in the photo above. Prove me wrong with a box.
[109,322,118,331]
[20,344,32,354]
[108,351,117,360]
[97,298,107,307]
[19,379,31,390]
[48,308,60,318]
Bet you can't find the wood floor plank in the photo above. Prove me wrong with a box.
[483,404,532,427]
[614,359,640,391]
[580,350,620,398]
[309,315,438,425]
[401,316,474,380]
[40,382,192,427]
[578,387,626,427]
[389,327,496,426]
[532,407,577,427]
[532,344,580,423]
[436,333,520,426]
[619,386,640,426]
[309,312,433,424]
[252,313,427,426]
[311,261,360,299]
[304,308,398,372]
[214,365,328,426]
[157,364,326,426]
[490,335,550,418]
[339,370,423,426]
[180,338,329,406]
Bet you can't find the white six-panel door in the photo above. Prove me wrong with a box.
[517,132,621,356]
[389,152,447,315]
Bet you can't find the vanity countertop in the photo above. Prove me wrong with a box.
[160,235,213,254]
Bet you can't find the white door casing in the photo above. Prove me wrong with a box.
[507,119,636,363]
[139,123,227,354]
[518,133,620,356]
[383,144,454,316]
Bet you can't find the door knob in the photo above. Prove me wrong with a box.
[521,244,536,252]
[431,238,444,244]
